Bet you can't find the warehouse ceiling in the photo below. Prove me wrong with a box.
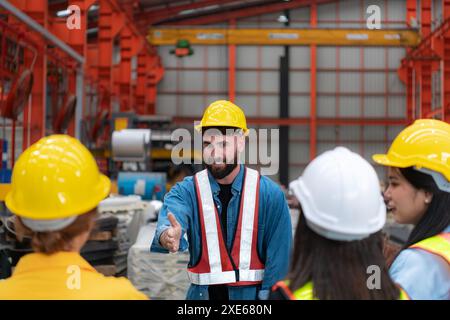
[132,0,275,26]
[48,0,337,34]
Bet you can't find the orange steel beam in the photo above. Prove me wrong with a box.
[135,0,241,26]
[119,26,143,112]
[420,0,432,118]
[399,1,450,122]
[98,0,124,113]
[67,69,77,136]
[48,0,96,136]
[157,0,334,26]
[444,0,450,121]
[97,0,161,116]
[10,0,47,145]
[145,49,164,114]
[172,116,408,126]
[135,47,148,114]
[406,0,417,27]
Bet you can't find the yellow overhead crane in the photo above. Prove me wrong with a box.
[148,28,420,47]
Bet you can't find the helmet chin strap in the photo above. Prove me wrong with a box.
[414,166,450,193]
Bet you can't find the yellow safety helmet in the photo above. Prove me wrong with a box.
[373,119,450,182]
[5,135,111,221]
[195,100,249,134]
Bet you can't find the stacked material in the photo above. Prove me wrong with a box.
[81,213,119,274]
[128,223,190,300]
[97,195,150,275]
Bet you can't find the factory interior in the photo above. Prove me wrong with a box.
[0,0,448,302]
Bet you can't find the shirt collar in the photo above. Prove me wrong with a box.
[207,164,245,196]
[13,252,95,275]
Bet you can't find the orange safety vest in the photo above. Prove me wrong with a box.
[187,167,265,286]
[409,233,450,264]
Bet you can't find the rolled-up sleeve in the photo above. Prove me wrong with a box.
[260,184,292,293]
[150,180,192,253]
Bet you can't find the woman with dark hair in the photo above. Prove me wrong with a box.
[373,119,450,300]
[271,147,405,300]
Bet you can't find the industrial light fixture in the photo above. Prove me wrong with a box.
[87,27,99,35]
[277,14,289,23]
[89,4,99,12]
[179,4,220,15]
[56,9,71,17]
[56,4,98,17]
[170,39,194,58]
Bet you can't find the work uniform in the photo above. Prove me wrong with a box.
[389,226,450,300]
[270,280,409,300]
[0,252,148,300]
[151,165,292,300]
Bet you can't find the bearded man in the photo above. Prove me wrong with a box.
[151,100,292,300]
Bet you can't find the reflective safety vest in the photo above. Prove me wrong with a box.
[409,233,450,264]
[187,167,265,286]
[272,280,410,300]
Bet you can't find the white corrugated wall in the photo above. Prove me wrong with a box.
[155,0,414,184]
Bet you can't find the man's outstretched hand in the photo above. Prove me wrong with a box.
[160,212,182,253]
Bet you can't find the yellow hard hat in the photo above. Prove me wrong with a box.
[373,119,450,181]
[195,100,249,134]
[5,135,111,220]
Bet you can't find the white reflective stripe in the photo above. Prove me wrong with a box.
[239,269,265,282]
[196,169,222,274]
[239,168,259,272]
[187,270,236,285]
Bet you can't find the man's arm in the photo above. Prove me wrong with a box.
[259,184,292,299]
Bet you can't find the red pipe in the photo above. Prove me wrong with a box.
[11,120,15,167]
[228,19,236,102]
[173,116,408,126]
[165,67,399,72]
[158,90,406,97]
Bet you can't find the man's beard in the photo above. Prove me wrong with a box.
[206,163,238,180]
[204,150,239,180]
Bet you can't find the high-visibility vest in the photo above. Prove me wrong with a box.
[409,233,450,264]
[187,167,265,286]
[272,280,410,300]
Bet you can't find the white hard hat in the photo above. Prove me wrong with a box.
[289,147,386,241]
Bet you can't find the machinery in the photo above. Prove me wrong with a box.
[106,112,202,201]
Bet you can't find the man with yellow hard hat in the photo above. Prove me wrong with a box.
[151,100,292,300]
[0,135,147,300]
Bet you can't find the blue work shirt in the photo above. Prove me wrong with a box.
[151,165,292,300]
[389,225,450,300]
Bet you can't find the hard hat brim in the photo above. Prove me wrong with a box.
[372,154,409,168]
[195,124,249,136]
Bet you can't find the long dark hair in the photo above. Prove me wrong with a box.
[399,167,450,248]
[288,214,400,300]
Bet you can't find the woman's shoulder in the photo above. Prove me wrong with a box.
[390,247,449,299]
